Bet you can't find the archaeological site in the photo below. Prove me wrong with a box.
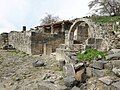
[0,16,120,90]
[0,0,120,90]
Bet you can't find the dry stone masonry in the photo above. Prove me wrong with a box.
[0,17,120,90]
[0,18,119,56]
[8,20,72,55]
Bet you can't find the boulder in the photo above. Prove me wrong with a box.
[104,62,113,70]
[111,81,120,90]
[71,86,80,90]
[38,81,68,90]
[32,60,45,67]
[75,69,86,82]
[74,63,84,70]
[63,64,75,77]
[108,49,120,54]
[98,76,114,85]
[92,60,107,70]
[106,53,120,60]
[92,69,106,77]
[68,53,78,64]
[86,67,92,77]
[111,60,120,68]
[64,76,77,87]
[112,67,120,77]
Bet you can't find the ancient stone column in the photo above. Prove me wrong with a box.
[43,43,52,55]
[51,24,54,34]
[65,30,69,45]
[61,22,65,32]
[43,43,47,55]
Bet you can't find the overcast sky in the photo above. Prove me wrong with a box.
[0,0,91,33]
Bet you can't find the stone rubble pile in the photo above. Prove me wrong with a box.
[59,49,120,90]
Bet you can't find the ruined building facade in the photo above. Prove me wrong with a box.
[8,21,72,55]
[56,18,120,62]
[0,18,118,55]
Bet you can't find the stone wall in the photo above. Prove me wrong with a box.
[31,33,65,55]
[0,33,9,47]
[9,28,65,55]
[9,31,32,54]
[8,19,120,55]
[98,23,120,49]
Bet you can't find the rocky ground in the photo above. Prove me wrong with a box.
[0,49,64,90]
[1,48,120,90]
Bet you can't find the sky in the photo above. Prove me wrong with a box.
[0,0,91,33]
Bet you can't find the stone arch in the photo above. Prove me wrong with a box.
[67,18,97,46]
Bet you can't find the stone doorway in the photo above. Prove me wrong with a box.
[66,18,96,51]
[73,22,89,44]
[66,18,96,46]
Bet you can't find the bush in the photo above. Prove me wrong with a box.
[77,49,106,62]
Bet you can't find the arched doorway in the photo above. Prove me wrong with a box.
[67,18,96,46]
[73,22,89,44]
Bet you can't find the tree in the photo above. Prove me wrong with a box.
[88,0,120,16]
[40,14,59,25]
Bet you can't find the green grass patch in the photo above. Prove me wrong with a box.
[77,49,106,62]
[9,50,28,57]
[90,16,120,24]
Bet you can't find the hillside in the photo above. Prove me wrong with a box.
[90,16,120,24]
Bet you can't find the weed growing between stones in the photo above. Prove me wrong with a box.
[77,49,106,62]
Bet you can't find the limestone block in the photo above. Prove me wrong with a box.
[74,63,84,70]
[112,67,120,77]
[106,53,120,60]
[111,60,120,68]
[92,69,106,77]
[111,81,120,90]
[98,76,113,85]
[75,69,86,82]
[32,60,45,67]
[92,61,106,70]
[64,76,76,87]
[63,64,75,77]
[86,67,92,77]
[104,62,113,70]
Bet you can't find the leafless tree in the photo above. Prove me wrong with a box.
[88,0,120,16]
[40,14,59,25]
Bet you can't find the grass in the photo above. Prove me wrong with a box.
[90,16,120,24]
[8,50,28,57]
[77,49,106,62]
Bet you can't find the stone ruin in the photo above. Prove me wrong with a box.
[55,18,120,90]
[0,17,120,89]
[8,20,72,55]
[56,18,111,63]
[0,18,119,56]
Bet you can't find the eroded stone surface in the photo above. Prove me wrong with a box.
[112,81,120,90]
[63,64,75,77]
[98,76,113,85]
